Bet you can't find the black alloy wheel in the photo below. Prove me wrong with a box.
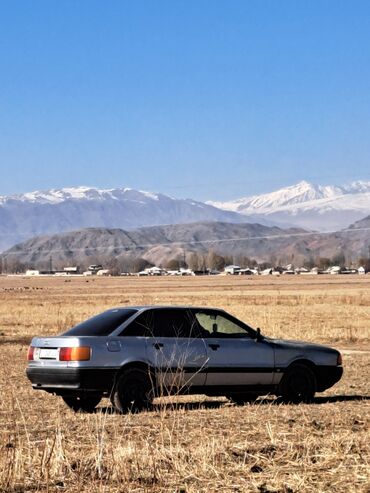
[279,363,316,403]
[112,368,155,413]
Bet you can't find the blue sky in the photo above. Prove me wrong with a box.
[1,0,370,200]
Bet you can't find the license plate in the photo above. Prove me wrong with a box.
[37,348,59,360]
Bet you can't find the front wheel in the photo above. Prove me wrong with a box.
[62,394,102,413]
[278,364,316,403]
[112,368,155,413]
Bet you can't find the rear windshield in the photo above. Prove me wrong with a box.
[62,309,137,336]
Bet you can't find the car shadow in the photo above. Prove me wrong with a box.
[153,400,228,411]
[312,394,370,404]
[255,394,370,406]
[97,399,228,414]
[96,394,370,414]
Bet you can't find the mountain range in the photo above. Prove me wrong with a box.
[209,180,370,232]
[0,180,369,253]
[2,215,369,270]
[0,222,303,268]
[0,187,247,252]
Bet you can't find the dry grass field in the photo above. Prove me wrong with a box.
[0,275,369,492]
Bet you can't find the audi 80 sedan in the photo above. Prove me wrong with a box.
[26,306,343,412]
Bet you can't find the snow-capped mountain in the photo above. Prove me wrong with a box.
[0,186,162,205]
[1,180,369,253]
[0,186,251,252]
[208,180,370,232]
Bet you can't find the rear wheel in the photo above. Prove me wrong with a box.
[279,364,316,403]
[112,368,155,413]
[62,394,102,413]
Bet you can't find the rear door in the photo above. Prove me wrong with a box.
[193,310,275,387]
[140,308,207,392]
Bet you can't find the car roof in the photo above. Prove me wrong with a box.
[109,305,225,312]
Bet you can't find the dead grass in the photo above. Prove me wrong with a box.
[0,275,369,492]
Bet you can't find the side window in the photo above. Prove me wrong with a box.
[195,313,215,335]
[121,309,202,338]
[150,309,196,338]
[64,308,137,336]
[120,312,148,336]
[194,311,250,338]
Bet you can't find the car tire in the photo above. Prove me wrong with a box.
[279,363,316,403]
[227,393,259,405]
[112,368,155,413]
[62,394,102,413]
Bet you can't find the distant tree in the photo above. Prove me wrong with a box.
[269,254,277,268]
[53,259,66,271]
[166,259,180,271]
[105,257,120,276]
[357,256,370,271]
[206,250,226,271]
[316,257,331,270]
[331,251,346,267]
[132,258,154,273]
[258,261,272,270]
[116,255,137,273]
[303,256,315,270]
[233,254,254,268]
[223,255,233,266]
[6,257,26,274]
[277,257,284,268]
[188,252,200,271]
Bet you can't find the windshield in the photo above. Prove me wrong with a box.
[62,308,137,336]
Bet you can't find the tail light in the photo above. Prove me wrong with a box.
[27,346,35,361]
[337,352,343,366]
[59,347,91,361]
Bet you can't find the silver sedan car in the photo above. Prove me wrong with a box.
[26,306,343,412]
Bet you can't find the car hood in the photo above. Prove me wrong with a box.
[264,336,337,354]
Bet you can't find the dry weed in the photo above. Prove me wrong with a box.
[0,275,369,492]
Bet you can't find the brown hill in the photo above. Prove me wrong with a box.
[1,219,369,271]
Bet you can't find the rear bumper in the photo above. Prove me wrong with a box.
[26,367,117,394]
[316,365,343,391]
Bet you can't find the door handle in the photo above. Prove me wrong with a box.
[153,342,164,350]
[208,343,220,351]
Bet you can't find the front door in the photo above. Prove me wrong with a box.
[193,309,275,388]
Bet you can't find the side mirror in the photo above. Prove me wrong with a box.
[255,327,263,341]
